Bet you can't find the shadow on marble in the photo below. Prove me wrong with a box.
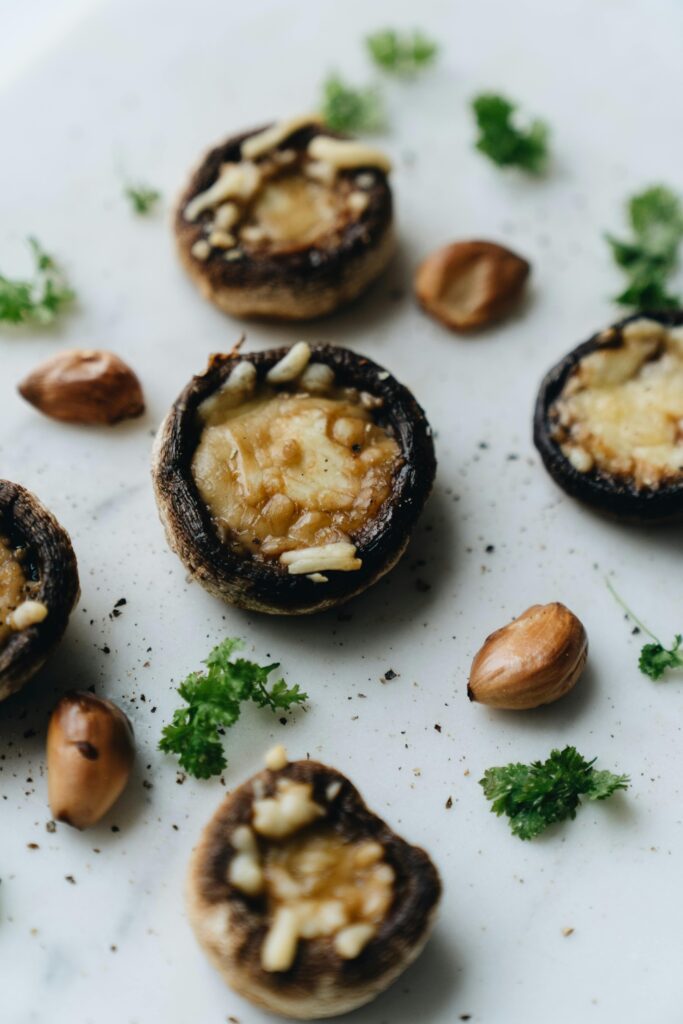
[344,928,461,1024]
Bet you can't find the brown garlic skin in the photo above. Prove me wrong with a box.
[19,349,145,425]
[47,691,135,829]
[467,603,588,710]
[414,240,530,332]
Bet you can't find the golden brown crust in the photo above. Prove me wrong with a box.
[151,344,436,615]
[174,123,394,320]
[186,759,441,1019]
[0,481,79,701]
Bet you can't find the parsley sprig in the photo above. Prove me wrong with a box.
[606,186,683,310]
[480,746,629,840]
[366,29,438,75]
[158,638,307,779]
[0,238,75,326]
[607,578,683,680]
[320,74,385,134]
[124,182,161,215]
[472,93,549,173]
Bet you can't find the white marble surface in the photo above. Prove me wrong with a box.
[1,1,683,1022]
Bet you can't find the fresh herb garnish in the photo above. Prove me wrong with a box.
[366,29,438,74]
[320,74,384,133]
[607,578,683,680]
[480,745,629,840]
[158,638,307,779]
[606,186,683,310]
[472,93,549,173]
[124,183,161,215]
[0,238,75,326]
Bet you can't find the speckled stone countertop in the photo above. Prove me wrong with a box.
[2,2,683,1022]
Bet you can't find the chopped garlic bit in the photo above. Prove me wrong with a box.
[306,572,328,584]
[325,780,342,802]
[299,362,335,393]
[184,162,262,222]
[214,202,240,231]
[348,191,369,215]
[261,906,300,972]
[241,114,321,161]
[198,361,257,421]
[280,541,362,575]
[334,922,376,959]
[208,230,236,250]
[265,744,289,771]
[253,779,325,839]
[307,137,392,174]
[266,341,312,384]
[305,160,336,185]
[8,600,48,631]
[191,239,211,261]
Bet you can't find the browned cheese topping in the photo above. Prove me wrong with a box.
[227,756,394,972]
[185,116,390,261]
[0,537,46,646]
[192,350,401,576]
[551,318,683,489]
[0,537,26,647]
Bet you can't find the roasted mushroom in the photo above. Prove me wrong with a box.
[174,115,394,320]
[0,481,79,701]
[187,748,441,1019]
[152,342,436,614]
[534,313,683,523]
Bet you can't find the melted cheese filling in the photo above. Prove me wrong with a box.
[261,827,393,960]
[0,537,27,648]
[192,387,400,560]
[551,319,683,489]
[242,173,346,251]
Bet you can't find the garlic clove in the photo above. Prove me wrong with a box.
[467,602,588,710]
[19,349,144,426]
[47,691,135,829]
[415,240,530,332]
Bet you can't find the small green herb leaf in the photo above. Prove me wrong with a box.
[472,93,549,173]
[366,29,438,75]
[606,186,683,310]
[320,74,384,133]
[639,637,683,680]
[0,238,75,326]
[124,183,161,215]
[606,578,683,681]
[480,746,628,840]
[158,638,307,779]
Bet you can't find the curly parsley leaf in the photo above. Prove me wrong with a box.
[158,638,307,779]
[320,74,385,133]
[124,182,161,215]
[639,637,683,680]
[472,93,549,173]
[480,746,628,840]
[606,186,683,310]
[0,238,75,326]
[366,29,438,75]
[606,578,683,681]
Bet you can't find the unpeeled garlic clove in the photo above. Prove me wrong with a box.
[19,349,145,425]
[47,691,135,829]
[414,240,530,332]
[467,602,588,710]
